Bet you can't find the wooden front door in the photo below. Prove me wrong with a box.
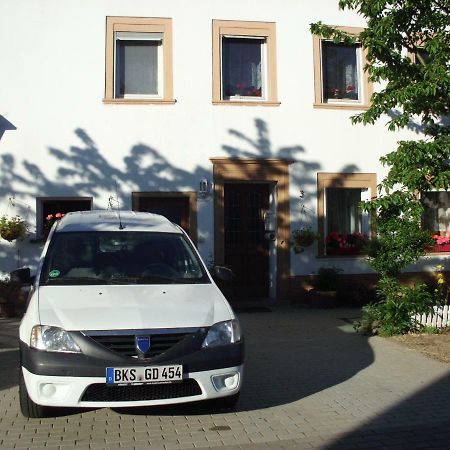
[224,183,270,299]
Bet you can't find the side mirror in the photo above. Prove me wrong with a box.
[214,266,233,282]
[10,267,33,285]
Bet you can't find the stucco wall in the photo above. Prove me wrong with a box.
[1,0,448,278]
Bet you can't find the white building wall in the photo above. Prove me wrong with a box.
[1,0,448,277]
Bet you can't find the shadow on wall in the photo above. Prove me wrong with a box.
[0,119,365,272]
[223,118,322,237]
[0,119,322,271]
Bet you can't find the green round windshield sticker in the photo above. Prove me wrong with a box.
[49,269,60,278]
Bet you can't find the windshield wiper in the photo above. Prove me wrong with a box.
[140,275,186,284]
[44,276,108,285]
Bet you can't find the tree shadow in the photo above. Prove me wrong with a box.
[329,369,450,449]
[115,309,374,415]
[387,109,450,135]
[0,118,323,273]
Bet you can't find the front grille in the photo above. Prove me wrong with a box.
[81,379,202,402]
[87,332,194,358]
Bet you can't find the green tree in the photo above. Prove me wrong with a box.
[311,1,450,334]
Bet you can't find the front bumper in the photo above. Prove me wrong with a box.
[22,365,243,408]
[20,332,244,407]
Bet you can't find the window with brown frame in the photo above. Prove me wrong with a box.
[37,197,93,238]
[312,26,372,110]
[104,17,175,104]
[132,192,197,244]
[212,20,279,106]
[317,173,376,256]
[422,191,450,252]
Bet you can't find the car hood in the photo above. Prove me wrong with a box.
[37,284,233,331]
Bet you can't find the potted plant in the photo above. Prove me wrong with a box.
[44,212,65,238]
[0,215,28,242]
[308,266,342,308]
[326,231,369,255]
[292,227,317,253]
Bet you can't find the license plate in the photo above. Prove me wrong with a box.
[106,365,183,385]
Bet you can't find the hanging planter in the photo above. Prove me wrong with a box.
[0,215,28,242]
[292,228,318,253]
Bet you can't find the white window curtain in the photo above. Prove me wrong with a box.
[322,42,360,101]
[326,188,363,234]
[115,40,159,96]
[114,32,163,97]
[422,192,450,233]
[222,37,263,98]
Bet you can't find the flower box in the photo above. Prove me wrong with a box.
[432,243,450,253]
[326,247,361,256]
[325,231,369,256]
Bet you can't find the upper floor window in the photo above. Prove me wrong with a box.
[115,32,163,98]
[104,17,175,104]
[312,26,372,110]
[212,20,279,106]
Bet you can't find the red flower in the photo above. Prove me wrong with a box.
[433,234,450,245]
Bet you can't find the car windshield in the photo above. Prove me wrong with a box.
[40,231,210,285]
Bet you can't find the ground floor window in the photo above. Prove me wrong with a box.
[132,192,197,244]
[317,173,376,256]
[422,191,450,252]
[37,197,92,238]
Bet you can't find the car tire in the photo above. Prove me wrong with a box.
[19,369,50,418]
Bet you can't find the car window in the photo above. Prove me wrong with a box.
[40,231,210,285]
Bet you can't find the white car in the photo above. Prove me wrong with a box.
[17,210,243,418]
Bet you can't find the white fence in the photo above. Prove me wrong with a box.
[414,305,450,328]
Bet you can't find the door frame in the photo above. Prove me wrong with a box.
[210,158,293,301]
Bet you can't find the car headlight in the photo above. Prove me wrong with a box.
[30,325,82,353]
[202,319,242,348]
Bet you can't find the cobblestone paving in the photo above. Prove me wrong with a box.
[1,308,450,449]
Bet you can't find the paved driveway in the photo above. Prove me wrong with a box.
[1,308,450,449]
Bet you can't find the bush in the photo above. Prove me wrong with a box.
[354,303,382,334]
[314,267,342,292]
[355,278,438,336]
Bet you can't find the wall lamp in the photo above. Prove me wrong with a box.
[199,178,213,200]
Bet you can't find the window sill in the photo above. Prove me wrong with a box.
[425,251,450,255]
[313,102,370,111]
[103,98,177,105]
[212,100,281,107]
[316,254,368,259]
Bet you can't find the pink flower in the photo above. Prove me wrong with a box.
[46,214,53,220]
[433,234,450,245]
[55,213,62,219]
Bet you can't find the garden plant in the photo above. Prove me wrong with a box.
[312,0,450,335]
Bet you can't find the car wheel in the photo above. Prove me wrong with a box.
[19,369,50,418]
